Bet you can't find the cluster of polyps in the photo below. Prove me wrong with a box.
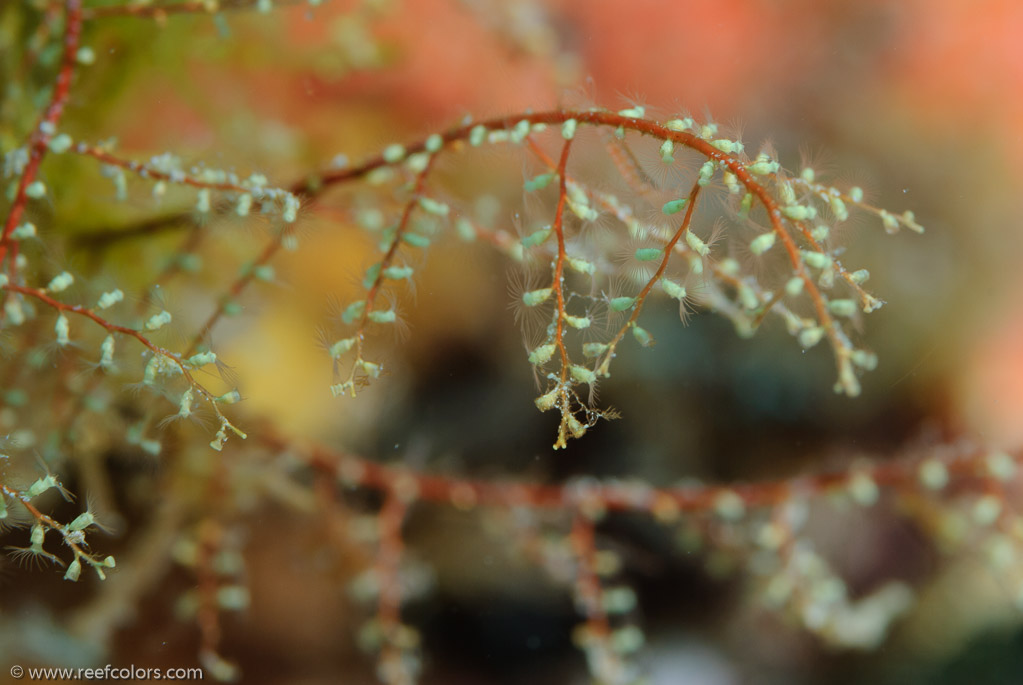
[323,106,922,449]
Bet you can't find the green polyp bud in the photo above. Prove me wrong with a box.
[747,160,778,175]
[602,586,638,614]
[528,344,556,366]
[236,193,253,216]
[561,119,577,140]
[848,269,870,285]
[362,263,381,289]
[738,283,760,310]
[849,186,864,203]
[799,326,825,348]
[801,250,831,269]
[30,523,45,548]
[563,313,590,329]
[27,475,58,498]
[405,152,430,174]
[711,139,742,154]
[698,160,715,186]
[470,125,486,146]
[99,335,115,370]
[611,626,645,655]
[829,196,848,221]
[145,310,172,331]
[685,231,709,257]
[48,133,73,153]
[851,349,878,370]
[455,217,475,241]
[634,247,662,262]
[177,388,194,418]
[329,337,355,358]
[195,189,211,214]
[738,193,753,218]
[358,360,382,378]
[880,210,899,234]
[187,351,217,367]
[418,197,449,216]
[614,126,625,139]
[534,387,558,412]
[48,271,74,293]
[253,265,275,282]
[659,140,675,164]
[64,558,82,582]
[524,173,556,192]
[719,258,740,276]
[583,342,609,358]
[11,222,36,240]
[25,181,46,198]
[222,300,243,316]
[570,364,597,384]
[68,511,95,532]
[618,106,645,118]
[521,228,551,248]
[801,167,816,183]
[862,294,885,313]
[811,224,830,242]
[782,204,815,221]
[216,390,242,405]
[632,325,653,347]
[509,119,531,144]
[901,210,924,233]
[341,300,366,324]
[382,144,406,163]
[828,299,858,318]
[54,313,70,346]
[402,232,430,248]
[425,133,443,153]
[661,278,686,300]
[281,194,300,223]
[368,309,396,324]
[662,198,688,215]
[566,414,587,439]
[723,172,741,194]
[383,265,414,280]
[785,276,805,296]
[522,288,553,307]
[567,257,595,275]
[609,296,636,312]
[749,232,776,255]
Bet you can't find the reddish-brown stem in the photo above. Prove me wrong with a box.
[1,0,83,270]
[550,139,574,430]
[262,431,1016,522]
[597,181,702,375]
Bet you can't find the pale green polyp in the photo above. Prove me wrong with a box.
[749,232,776,256]
[609,296,636,312]
[382,144,406,163]
[662,199,688,215]
[425,134,443,153]
[570,364,597,384]
[562,119,577,140]
[522,288,552,307]
[528,344,556,366]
